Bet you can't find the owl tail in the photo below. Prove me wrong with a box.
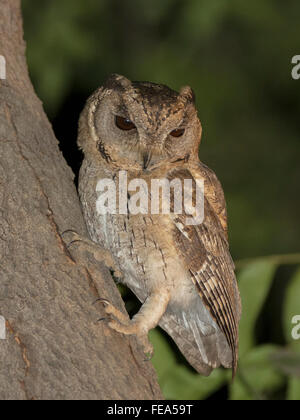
[159,311,233,376]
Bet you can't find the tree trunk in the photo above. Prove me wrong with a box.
[0,0,162,400]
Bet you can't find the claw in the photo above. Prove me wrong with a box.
[67,239,82,248]
[61,229,78,236]
[144,354,153,362]
[60,230,83,249]
[93,298,110,306]
[97,317,108,322]
[141,340,154,361]
[95,299,154,360]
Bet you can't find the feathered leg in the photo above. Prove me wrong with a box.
[100,290,170,357]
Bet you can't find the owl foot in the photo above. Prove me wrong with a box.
[62,230,123,279]
[95,298,129,324]
[108,319,154,360]
[97,298,154,359]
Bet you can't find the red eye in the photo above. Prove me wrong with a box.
[170,128,185,138]
[115,115,136,131]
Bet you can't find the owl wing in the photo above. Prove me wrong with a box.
[194,162,229,237]
[164,165,241,376]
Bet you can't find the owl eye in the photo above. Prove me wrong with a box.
[115,115,136,131]
[170,128,185,138]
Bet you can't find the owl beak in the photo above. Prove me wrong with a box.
[142,152,152,170]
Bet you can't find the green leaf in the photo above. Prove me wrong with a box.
[270,349,300,378]
[238,261,277,356]
[287,378,300,400]
[283,267,300,400]
[162,365,226,400]
[230,345,285,400]
[283,267,300,352]
[149,328,227,400]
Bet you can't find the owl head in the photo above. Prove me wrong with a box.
[78,74,202,171]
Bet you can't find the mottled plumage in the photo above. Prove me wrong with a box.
[77,74,241,376]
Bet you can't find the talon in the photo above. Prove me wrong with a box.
[136,334,154,360]
[143,346,154,361]
[94,298,110,307]
[97,317,109,322]
[61,229,78,236]
[67,239,82,248]
[143,344,154,360]
[60,230,83,249]
[144,352,153,362]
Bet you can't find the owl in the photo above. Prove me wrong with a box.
[77,74,241,377]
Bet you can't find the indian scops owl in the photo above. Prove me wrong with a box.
[77,74,241,376]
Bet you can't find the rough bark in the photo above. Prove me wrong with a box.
[0,0,162,400]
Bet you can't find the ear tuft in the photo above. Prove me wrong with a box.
[180,85,196,104]
[104,74,132,90]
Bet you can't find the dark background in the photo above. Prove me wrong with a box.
[21,0,300,400]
